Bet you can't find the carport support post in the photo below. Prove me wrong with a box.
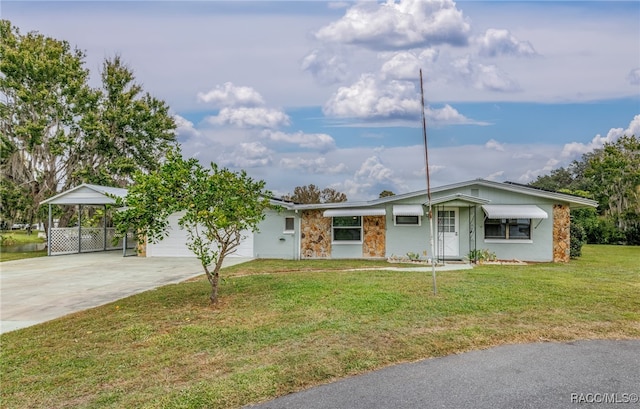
[47,204,52,256]
[103,205,107,251]
[78,205,82,253]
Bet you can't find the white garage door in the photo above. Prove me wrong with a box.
[146,212,253,258]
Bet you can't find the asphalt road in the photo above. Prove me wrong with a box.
[246,339,640,409]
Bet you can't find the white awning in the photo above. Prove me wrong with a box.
[482,205,548,219]
[323,208,386,217]
[393,205,424,216]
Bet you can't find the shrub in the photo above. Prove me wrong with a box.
[570,222,586,258]
[468,248,497,262]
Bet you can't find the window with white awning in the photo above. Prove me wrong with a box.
[392,205,424,216]
[482,205,547,241]
[481,205,548,219]
[392,205,423,226]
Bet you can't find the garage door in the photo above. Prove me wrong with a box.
[146,212,253,258]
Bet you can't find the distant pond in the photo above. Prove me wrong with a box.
[0,242,47,253]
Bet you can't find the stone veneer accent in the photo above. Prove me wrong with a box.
[553,204,570,262]
[300,210,332,258]
[363,215,386,258]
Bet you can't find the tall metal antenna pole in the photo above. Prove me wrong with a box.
[420,69,437,295]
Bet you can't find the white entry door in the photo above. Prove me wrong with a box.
[437,208,459,258]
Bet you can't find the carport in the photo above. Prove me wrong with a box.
[40,184,136,256]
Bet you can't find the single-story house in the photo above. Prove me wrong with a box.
[41,179,598,263]
[147,179,598,263]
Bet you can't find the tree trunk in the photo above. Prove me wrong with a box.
[209,272,219,304]
[203,262,222,304]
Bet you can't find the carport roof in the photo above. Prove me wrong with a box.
[40,184,128,206]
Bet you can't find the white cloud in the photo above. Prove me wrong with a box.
[315,0,471,50]
[451,56,520,92]
[333,155,409,199]
[485,139,505,151]
[205,107,290,129]
[517,158,560,183]
[561,114,640,158]
[426,104,485,125]
[323,73,421,119]
[197,82,265,108]
[301,48,349,85]
[379,49,438,80]
[217,142,273,168]
[476,29,537,58]
[279,157,347,174]
[628,68,640,85]
[485,170,504,181]
[328,2,350,10]
[261,130,337,152]
[173,114,201,140]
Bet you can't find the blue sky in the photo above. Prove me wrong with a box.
[4,0,639,200]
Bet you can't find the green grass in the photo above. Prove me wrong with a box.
[0,230,45,245]
[0,230,47,262]
[1,245,639,408]
[0,249,47,262]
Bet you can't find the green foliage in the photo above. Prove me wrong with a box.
[114,147,272,303]
[405,251,421,261]
[284,184,347,203]
[0,19,92,226]
[532,134,640,245]
[569,221,586,258]
[467,248,497,262]
[76,56,176,187]
[0,20,176,229]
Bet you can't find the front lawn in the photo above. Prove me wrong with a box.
[1,245,639,408]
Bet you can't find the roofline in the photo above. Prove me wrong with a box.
[285,179,598,210]
[467,179,598,208]
[40,183,127,205]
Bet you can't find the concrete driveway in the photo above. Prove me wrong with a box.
[0,252,251,334]
[247,339,640,409]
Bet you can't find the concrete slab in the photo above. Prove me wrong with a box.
[0,252,251,334]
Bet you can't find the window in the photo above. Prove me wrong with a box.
[284,217,294,233]
[332,216,362,242]
[438,210,456,232]
[395,215,420,226]
[485,218,531,240]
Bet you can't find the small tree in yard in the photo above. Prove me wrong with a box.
[115,148,272,304]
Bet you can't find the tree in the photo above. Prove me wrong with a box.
[530,134,640,245]
[76,56,176,187]
[1,20,94,229]
[284,184,347,204]
[584,135,640,233]
[531,167,576,192]
[0,21,176,229]
[379,190,395,198]
[114,148,272,304]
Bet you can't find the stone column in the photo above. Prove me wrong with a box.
[300,210,331,258]
[553,204,570,262]
[363,215,386,258]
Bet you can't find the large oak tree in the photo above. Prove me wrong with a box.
[0,20,176,228]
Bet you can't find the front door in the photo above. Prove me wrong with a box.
[437,208,459,258]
